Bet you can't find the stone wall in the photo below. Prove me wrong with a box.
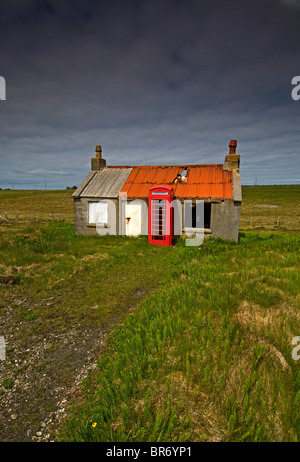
[210,200,241,241]
[74,196,241,242]
[74,197,119,236]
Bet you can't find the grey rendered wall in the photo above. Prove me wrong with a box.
[140,199,148,235]
[75,197,241,241]
[74,198,87,235]
[210,200,241,242]
[74,197,119,236]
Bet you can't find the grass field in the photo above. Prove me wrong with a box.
[240,186,300,231]
[59,233,300,442]
[0,189,74,223]
[1,185,300,230]
[0,186,299,442]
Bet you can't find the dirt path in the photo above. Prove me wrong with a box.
[0,295,136,442]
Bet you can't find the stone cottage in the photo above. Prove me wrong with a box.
[73,140,242,242]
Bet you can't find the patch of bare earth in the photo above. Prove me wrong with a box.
[0,290,144,442]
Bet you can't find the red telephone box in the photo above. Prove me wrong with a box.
[148,185,174,246]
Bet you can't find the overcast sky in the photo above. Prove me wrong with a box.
[0,0,300,188]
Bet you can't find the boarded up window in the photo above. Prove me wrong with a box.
[88,201,108,224]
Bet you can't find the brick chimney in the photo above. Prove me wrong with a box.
[91,145,106,170]
[223,139,240,171]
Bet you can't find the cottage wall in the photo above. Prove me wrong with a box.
[74,198,87,235]
[73,141,242,242]
[75,196,241,241]
[210,200,241,242]
[74,197,119,236]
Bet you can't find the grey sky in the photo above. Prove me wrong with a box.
[0,0,300,188]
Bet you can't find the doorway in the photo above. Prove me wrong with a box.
[125,203,142,236]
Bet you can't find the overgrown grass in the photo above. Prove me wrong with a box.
[0,189,74,222]
[240,185,300,231]
[1,185,300,229]
[0,222,183,334]
[60,232,300,442]
[1,187,299,442]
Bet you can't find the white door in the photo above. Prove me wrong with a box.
[126,203,142,236]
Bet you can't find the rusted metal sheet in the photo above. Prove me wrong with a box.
[75,164,233,201]
[121,165,233,199]
[164,168,182,183]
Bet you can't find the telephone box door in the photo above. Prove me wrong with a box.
[149,185,174,246]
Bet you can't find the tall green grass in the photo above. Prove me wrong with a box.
[60,232,300,442]
[0,223,183,331]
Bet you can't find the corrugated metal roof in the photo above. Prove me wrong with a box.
[72,167,132,198]
[121,165,233,199]
[72,170,97,198]
[73,164,233,200]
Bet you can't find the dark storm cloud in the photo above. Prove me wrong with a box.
[271,0,300,9]
[0,0,300,188]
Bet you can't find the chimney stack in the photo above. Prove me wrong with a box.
[91,145,106,170]
[95,145,102,158]
[229,140,237,154]
[223,139,240,171]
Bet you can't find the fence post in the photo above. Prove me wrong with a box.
[277,216,280,226]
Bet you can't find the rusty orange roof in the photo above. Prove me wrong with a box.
[120,164,233,199]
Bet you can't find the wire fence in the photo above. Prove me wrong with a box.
[0,211,74,224]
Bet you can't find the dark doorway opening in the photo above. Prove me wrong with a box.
[190,202,211,229]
